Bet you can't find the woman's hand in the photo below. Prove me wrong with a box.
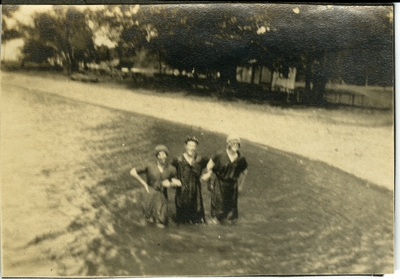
[171,178,182,187]
[142,182,150,193]
[201,172,212,181]
[201,159,215,181]
[162,179,182,187]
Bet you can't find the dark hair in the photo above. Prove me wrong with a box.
[185,136,199,145]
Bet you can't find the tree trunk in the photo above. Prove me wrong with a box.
[305,54,312,92]
[312,65,327,105]
[250,64,256,84]
[71,58,79,72]
[2,42,5,62]
[158,50,162,74]
[64,54,72,75]
[219,64,237,97]
[312,75,327,105]
[64,53,78,74]
[64,26,74,74]
[303,53,313,104]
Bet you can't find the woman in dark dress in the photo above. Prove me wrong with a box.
[201,135,248,224]
[171,136,209,224]
[130,145,182,228]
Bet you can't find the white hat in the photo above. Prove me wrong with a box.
[226,134,241,144]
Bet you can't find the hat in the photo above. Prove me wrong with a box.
[185,136,199,145]
[155,145,169,156]
[226,134,241,145]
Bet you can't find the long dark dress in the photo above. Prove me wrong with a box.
[210,150,248,221]
[171,154,209,224]
[135,162,177,225]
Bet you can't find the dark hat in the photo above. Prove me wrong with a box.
[155,145,169,156]
[185,136,199,145]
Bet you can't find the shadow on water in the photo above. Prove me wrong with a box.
[22,93,393,276]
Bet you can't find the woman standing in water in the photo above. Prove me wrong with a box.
[201,135,248,224]
[130,145,181,228]
[171,136,209,224]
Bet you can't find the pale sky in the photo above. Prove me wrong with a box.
[1,5,117,60]
[1,38,24,61]
[1,5,124,60]
[6,5,54,28]
[6,5,109,28]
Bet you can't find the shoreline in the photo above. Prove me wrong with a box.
[1,70,394,190]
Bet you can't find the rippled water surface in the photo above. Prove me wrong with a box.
[1,84,393,276]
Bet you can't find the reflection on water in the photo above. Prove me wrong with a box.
[2,87,393,276]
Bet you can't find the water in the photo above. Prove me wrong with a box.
[1,84,393,276]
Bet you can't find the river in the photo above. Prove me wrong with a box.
[1,78,393,276]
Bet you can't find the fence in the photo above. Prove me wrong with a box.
[323,84,393,109]
[84,63,393,108]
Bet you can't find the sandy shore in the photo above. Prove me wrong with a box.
[1,71,394,190]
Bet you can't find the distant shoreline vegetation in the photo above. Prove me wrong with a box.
[1,4,393,105]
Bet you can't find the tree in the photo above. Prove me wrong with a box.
[104,4,391,100]
[3,3,391,99]
[2,5,21,62]
[86,5,144,69]
[139,4,270,93]
[18,6,96,73]
[251,4,393,104]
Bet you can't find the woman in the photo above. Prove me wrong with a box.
[171,136,209,224]
[130,145,182,228]
[201,135,248,223]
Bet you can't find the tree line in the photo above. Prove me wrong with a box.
[2,4,394,104]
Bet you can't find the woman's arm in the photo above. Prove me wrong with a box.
[201,159,215,181]
[161,178,182,188]
[237,169,248,193]
[130,168,150,193]
[161,165,182,188]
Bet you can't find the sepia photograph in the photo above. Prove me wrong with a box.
[1,3,395,277]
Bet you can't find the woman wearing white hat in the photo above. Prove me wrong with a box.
[201,135,248,224]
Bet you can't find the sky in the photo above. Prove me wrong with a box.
[1,5,122,61]
[4,5,108,28]
[1,6,53,60]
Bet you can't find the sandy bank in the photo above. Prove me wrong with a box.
[1,71,394,190]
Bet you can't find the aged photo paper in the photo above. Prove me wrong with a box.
[1,3,394,277]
